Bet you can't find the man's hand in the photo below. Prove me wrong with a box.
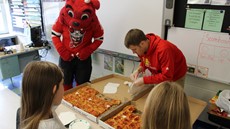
[132,77,144,87]
[130,69,142,81]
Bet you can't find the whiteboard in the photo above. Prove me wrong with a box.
[97,0,164,55]
[168,27,230,84]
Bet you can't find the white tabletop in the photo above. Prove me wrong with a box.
[0,86,20,129]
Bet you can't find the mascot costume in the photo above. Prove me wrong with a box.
[52,0,104,91]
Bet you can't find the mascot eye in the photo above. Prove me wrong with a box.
[81,14,89,20]
[68,10,74,17]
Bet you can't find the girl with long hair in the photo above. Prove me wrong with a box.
[20,61,64,129]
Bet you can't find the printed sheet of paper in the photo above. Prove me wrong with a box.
[58,111,77,125]
[103,82,120,94]
[185,9,205,30]
[203,10,225,32]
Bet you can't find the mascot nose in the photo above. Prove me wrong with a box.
[73,22,80,27]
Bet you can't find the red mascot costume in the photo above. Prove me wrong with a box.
[52,0,104,91]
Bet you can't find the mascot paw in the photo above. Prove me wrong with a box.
[61,53,75,61]
[76,52,90,60]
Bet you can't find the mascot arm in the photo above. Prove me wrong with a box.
[52,23,74,61]
[77,24,104,60]
[52,37,74,61]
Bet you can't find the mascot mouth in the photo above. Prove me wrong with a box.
[69,28,85,47]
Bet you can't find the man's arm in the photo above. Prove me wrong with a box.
[130,66,143,81]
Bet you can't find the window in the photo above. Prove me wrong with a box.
[9,0,43,34]
[0,0,9,34]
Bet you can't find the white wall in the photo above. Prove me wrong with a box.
[91,53,139,79]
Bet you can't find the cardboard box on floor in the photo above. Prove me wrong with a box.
[62,74,153,123]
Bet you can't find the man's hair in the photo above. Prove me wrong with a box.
[124,28,147,48]
[20,61,63,129]
[142,81,191,129]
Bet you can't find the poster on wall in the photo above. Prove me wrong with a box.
[104,55,113,71]
[115,57,124,74]
[185,9,204,30]
[202,10,225,32]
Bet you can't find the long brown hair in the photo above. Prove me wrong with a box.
[142,81,191,129]
[20,61,63,129]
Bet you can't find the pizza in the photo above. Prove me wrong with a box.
[105,105,141,129]
[63,86,121,117]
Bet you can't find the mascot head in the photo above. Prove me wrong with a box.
[58,0,100,45]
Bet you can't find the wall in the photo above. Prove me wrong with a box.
[91,52,139,79]
[97,0,164,56]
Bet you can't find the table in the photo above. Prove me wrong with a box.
[55,96,207,128]
[188,96,207,124]
[0,87,20,129]
[0,46,46,80]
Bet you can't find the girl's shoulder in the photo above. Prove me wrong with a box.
[38,118,64,129]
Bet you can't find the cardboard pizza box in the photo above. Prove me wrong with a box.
[62,74,153,123]
[133,95,207,125]
[90,74,153,101]
[63,82,116,123]
[53,104,103,129]
[98,92,150,129]
[98,93,207,128]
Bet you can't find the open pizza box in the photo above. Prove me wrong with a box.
[62,74,153,123]
[90,74,153,101]
[98,92,150,129]
[53,103,104,129]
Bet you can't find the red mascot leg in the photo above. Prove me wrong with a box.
[64,84,72,91]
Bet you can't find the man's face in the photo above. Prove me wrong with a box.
[129,41,147,56]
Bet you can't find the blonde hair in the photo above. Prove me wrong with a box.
[142,81,191,129]
[20,61,63,129]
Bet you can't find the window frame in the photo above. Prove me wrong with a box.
[0,0,9,34]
